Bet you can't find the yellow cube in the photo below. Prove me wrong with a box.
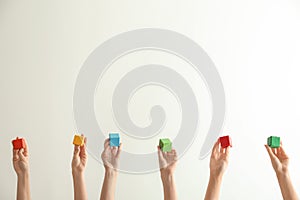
[73,135,84,146]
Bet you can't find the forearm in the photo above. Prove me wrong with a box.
[276,171,298,200]
[72,172,88,200]
[100,169,118,200]
[204,174,223,200]
[17,173,31,200]
[160,170,178,200]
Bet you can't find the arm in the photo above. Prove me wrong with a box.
[72,136,88,200]
[100,139,122,200]
[265,143,298,200]
[157,146,178,200]
[204,140,230,200]
[12,138,31,200]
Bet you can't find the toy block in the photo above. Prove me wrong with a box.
[159,138,172,152]
[109,133,120,147]
[219,135,232,148]
[12,138,26,150]
[267,136,280,148]
[73,135,84,146]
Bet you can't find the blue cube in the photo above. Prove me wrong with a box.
[109,133,120,147]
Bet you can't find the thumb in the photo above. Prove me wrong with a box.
[73,145,80,157]
[264,144,276,160]
[18,149,26,160]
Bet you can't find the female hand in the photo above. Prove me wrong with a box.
[101,139,122,171]
[157,146,177,175]
[209,140,230,178]
[72,135,88,174]
[12,137,30,176]
[265,143,289,175]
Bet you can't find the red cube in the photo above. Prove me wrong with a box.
[12,138,26,150]
[219,135,232,148]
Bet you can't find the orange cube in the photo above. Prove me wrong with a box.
[73,135,84,146]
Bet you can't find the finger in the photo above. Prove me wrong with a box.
[171,149,176,154]
[104,138,110,148]
[220,146,226,154]
[278,146,289,158]
[173,149,178,160]
[264,144,276,160]
[73,145,80,156]
[116,143,122,158]
[12,149,19,160]
[271,147,277,155]
[18,149,26,160]
[225,146,230,157]
[157,146,164,158]
[80,137,87,155]
[173,149,177,156]
[81,134,87,146]
[23,139,29,157]
[112,146,118,155]
[168,149,177,157]
[84,136,87,145]
[212,140,220,155]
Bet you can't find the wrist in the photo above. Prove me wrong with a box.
[209,172,223,182]
[17,171,30,179]
[105,168,118,177]
[160,169,174,182]
[275,165,289,175]
[276,169,290,179]
[72,170,84,178]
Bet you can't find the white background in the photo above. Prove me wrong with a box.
[1,0,300,199]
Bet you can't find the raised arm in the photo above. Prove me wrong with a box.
[72,135,88,200]
[204,140,230,200]
[157,146,178,200]
[12,137,31,200]
[100,138,122,200]
[265,143,298,200]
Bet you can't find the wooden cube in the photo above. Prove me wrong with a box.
[109,133,120,147]
[267,136,280,148]
[159,138,172,152]
[12,138,26,150]
[219,135,232,148]
[73,135,84,146]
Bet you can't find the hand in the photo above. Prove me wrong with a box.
[12,138,29,176]
[72,135,88,175]
[101,139,122,171]
[157,146,177,175]
[265,143,289,175]
[209,140,230,178]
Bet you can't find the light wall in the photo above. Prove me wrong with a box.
[0,0,300,199]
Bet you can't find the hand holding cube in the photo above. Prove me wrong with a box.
[101,138,122,171]
[209,137,231,178]
[12,137,29,176]
[72,135,87,174]
[265,137,289,175]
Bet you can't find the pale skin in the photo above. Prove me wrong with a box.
[157,146,178,200]
[204,140,230,200]
[265,143,299,200]
[12,137,31,200]
[72,135,88,200]
[100,139,122,200]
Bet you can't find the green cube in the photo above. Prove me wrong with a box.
[159,138,172,152]
[267,136,280,148]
